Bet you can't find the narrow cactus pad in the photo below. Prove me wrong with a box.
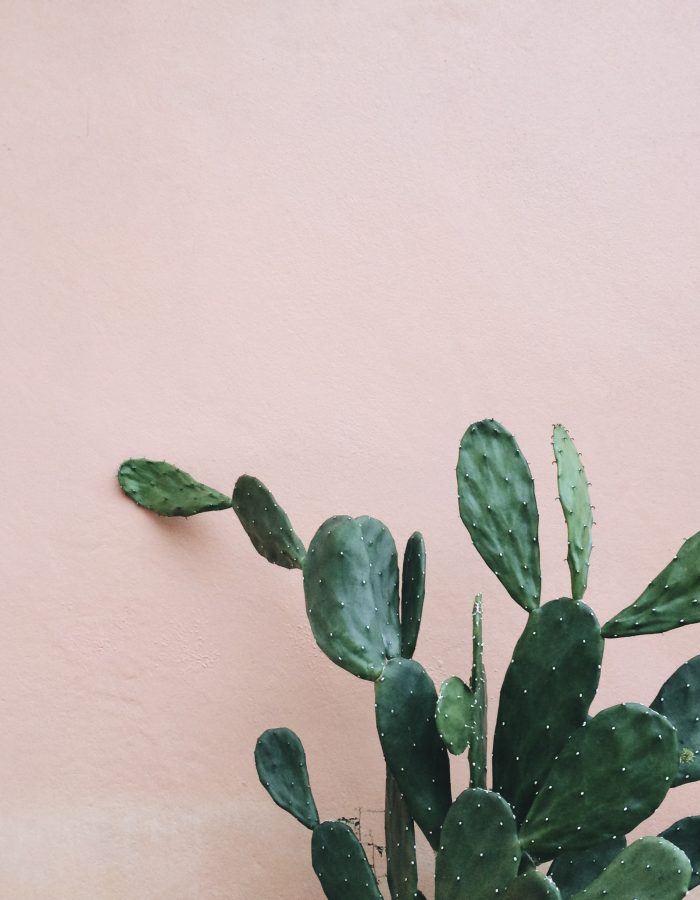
[231,475,305,569]
[660,817,700,889]
[254,728,319,829]
[651,655,700,786]
[547,836,626,899]
[469,594,487,788]
[457,420,541,612]
[117,458,231,516]
[436,676,473,756]
[311,820,383,899]
[519,703,679,858]
[570,836,691,899]
[502,871,562,899]
[493,598,603,823]
[602,531,700,638]
[400,531,426,659]
[434,788,521,900]
[552,425,593,601]
[303,516,401,680]
[385,770,418,900]
[375,658,452,850]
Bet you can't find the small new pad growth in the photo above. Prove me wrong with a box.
[311,820,382,900]
[254,728,319,829]
[117,458,231,516]
[552,425,593,601]
[502,871,562,899]
[400,531,426,659]
[436,676,474,756]
[232,474,305,569]
[547,835,626,899]
[651,655,700,785]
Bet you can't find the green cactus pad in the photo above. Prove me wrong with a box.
[385,770,418,900]
[651,655,700,786]
[519,703,679,858]
[400,532,426,659]
[231,475,305,569]
[457,420,541,612]
[303,515,401,680]
[311,820,382,899]
[602,531,700,638]
[493,598,603,823]
[254,728,319,829]
[434,788,521,900]
[375,658,451,850]
[547,836,626,899]
[660,817,700,890]
[570,836,691,899]
[469,594,487,788]
[502,872,561,899]
[117,458,231,516]
[553,426,593,601]
[436,676,473,756]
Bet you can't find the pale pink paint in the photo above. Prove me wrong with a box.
[2,1,700,897]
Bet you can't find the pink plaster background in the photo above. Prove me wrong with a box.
[2,2,700,897]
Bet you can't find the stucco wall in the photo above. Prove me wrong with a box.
[2,2,700,897]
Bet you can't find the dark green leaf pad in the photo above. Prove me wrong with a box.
[570,836,691,900]
[117,458,231,516]
[385,769,418,900]
[254,728,319,829]
[436,676,473,756]
[469,594,487,788]
[502,871,562,899]
[311,820,382,900]
[375,658,451,850]
[232,475,305,569]
[400,531,426,659]
[660,817,700,889]
[435,788,520,900]
[553,425,593,601]
[519,703,679,859]
[493,598,603,823]
[651,655,700,786]
[547,836,626,899]
[303,515,401,680]
[602,531,700,638]
[457,419,541,612]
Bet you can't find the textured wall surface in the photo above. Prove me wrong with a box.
[2,2,700,897]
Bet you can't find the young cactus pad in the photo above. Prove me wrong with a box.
[311,820,382,900]
[468,593,487,788]
[117,458,232,516]
[436,675,473,756]
[254,728,319,829]
[546,835,626,899]
[400,531,426,659]
[232,474,305,569]
[552,425,593,601]
[501,871,561,899]
[651,654,700,785]
[457,420,541,612]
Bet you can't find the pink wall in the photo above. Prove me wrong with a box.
[3,2,700,897]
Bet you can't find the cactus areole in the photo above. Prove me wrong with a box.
[119,420,700,898]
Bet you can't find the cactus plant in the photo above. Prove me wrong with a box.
[119,419,700,898]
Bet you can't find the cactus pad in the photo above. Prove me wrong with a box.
[232,475,305,569]
[659,817,700,889]
[400,531,426,659]
[469,594,487,788]
[254,728,319,829]
[651,655,700,786]
[311,820,382,899]
[436,676,473,756]
[502,872,561,899]
[493,598,603,823]
[552,426,593,601]
[385,770,418,900]
[303,515,401,680]
[457,420,541,612]
[547,836,626,899]
[117,458,231,516]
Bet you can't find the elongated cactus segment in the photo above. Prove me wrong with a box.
[547,836,626,899]
[375,658,452,850]
[469,593,487,788]
[660,817,700,889]
[254,728,319,829]
[400,532,426,659]
[436,676,473,756]
[571,837,691,900]
[232,475,305,569]
[493,599,603,823]
[651,655,700,785]
[519,703,679,858]
[552,426,592,600]
[457,420,541,612]
[435,788,520,900]
[502,872,561,899]
[117,458,231,516]
[303,516,401,680]
[385,770,418,900]
[311,820,383,900]
[602,531,700,638]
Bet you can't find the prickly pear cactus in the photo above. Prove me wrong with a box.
[117,458,231,515]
